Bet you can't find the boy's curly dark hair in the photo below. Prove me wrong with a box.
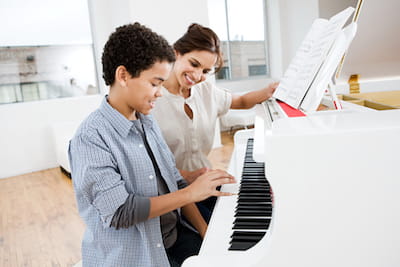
[102,22,175,86]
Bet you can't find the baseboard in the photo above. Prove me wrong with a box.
[60,166,71,179]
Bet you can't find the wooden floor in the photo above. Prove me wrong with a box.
[0,131,236,267]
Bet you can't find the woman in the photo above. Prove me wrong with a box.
[152,23,278,183]
[68,22,235,267]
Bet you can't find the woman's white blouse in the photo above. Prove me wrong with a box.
[152,81,232,171]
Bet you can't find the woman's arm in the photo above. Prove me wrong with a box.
[179,167,209,184]
[182,203,208,238]
[230,82,279,109]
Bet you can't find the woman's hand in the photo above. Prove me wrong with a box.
[264,81,279,100]
[180,167,209,184]
[230,81,280,109]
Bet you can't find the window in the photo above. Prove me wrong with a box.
[0,0,98,105]
[207,0,269,80]
[249,64,267,76]
[216,66,230,80]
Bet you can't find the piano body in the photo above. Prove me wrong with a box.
[183,100,400,267]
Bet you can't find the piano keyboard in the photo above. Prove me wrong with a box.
[229,138,272,251]
[182,130,274,267]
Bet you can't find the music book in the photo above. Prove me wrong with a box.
[273,7,357,112]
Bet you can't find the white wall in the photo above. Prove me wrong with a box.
[0,0,92,46]
[318,0,358,19]
[128,0,210,44]
[278,0,319,71]
[338,0,400,83]
[0,95,103,179]
[88,0,134,94]
[319,0,400,93]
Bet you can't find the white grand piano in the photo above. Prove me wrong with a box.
[183,98,400,267]
[183,3,400,266]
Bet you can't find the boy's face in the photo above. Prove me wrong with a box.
[125,61,172,115]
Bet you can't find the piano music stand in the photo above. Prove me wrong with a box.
[328,0,364,111]
[327,73,342,110]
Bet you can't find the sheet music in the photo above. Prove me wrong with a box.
[300,23,357,111]
[273,7,355,109]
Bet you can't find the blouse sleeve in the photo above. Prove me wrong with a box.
[211,82,233,117]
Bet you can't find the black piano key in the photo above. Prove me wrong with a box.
[238,196,272,202]
[241,178,267,182]
[239,189,269,194]
[240,183,268,187]
[240,182,269,187]
[237,202,272,208]
[235,217,271,224]
[239,192,268,196]
[235,210,272,216]
[228,240,263,250]
[236,204,272,211]
[230,231,266,241]
[239,191,268,195]
[228,241,255,251]
[235,212,272,217]
[238,197,271,204]
[242,173,264,177]
[243,164,263,167]
[235,210,272,217]
[240,188,269,192]
[229,235,268,244]
[235,205,272,212]
[239,187,269,192]
[233,218,271,229]
[228,231,266,251]
[238,195,271,201]
[240,187,269,193]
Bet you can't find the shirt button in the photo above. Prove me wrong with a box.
[139,144,144,148]
[149,175,154,180]
[156,243,162,248]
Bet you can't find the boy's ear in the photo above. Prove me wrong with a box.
[115,66,128,87]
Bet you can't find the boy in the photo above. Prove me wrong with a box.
[69,23,234,267]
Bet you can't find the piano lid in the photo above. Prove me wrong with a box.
[253,100,394,162]
[270,108,400,136]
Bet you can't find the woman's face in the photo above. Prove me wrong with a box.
[125,61,172,115]
[173,50,217,89]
